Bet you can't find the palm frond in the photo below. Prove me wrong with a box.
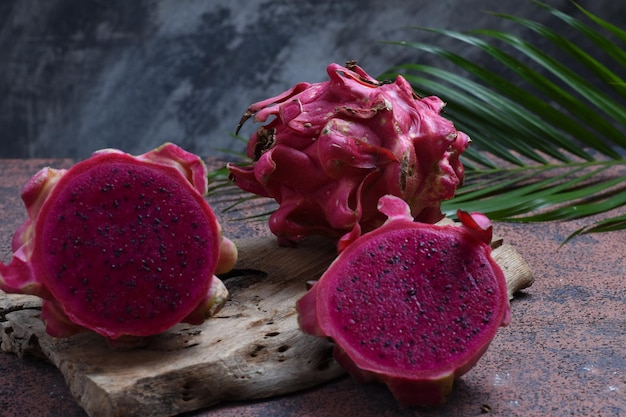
[379,0,626,239]
[564,213,626,245]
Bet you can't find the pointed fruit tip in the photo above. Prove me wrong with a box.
[457,209,493,245]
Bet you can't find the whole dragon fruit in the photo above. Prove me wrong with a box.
[0,143,237,344]
[297,195,510,406]
[228,61,469,247]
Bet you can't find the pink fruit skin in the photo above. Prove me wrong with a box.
[297,195,510,406]
[0,143,236,342]
[228,62,469,247]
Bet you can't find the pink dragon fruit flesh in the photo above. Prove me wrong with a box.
[297,195,510,406]
[228,61,469,247]
[0,143,237,344]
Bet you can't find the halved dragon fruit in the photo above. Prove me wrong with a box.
[0,143,237,343]
[228,61,469,247]
[297,195,510,406]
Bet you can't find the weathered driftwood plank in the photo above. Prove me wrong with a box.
[0,234,533,417]
[1,236,343,417]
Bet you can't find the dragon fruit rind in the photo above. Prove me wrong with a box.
[297,195,510,406]
[228,62,469,246]
[0,143,237,343]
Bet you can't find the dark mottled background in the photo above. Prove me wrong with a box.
[0,0,623,159]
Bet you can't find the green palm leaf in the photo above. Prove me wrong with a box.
[211,1,626,242]
[379,0,626,239]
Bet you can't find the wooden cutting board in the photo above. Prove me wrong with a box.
[0,234,533,417]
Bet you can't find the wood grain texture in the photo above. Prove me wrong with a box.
[1,232,532,417]
[1,235,343,417]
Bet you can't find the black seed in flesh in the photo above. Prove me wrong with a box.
[326,227,502,371]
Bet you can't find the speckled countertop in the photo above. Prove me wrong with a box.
[1,159,624,417]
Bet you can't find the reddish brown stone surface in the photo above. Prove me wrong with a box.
[1,159,624,417]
